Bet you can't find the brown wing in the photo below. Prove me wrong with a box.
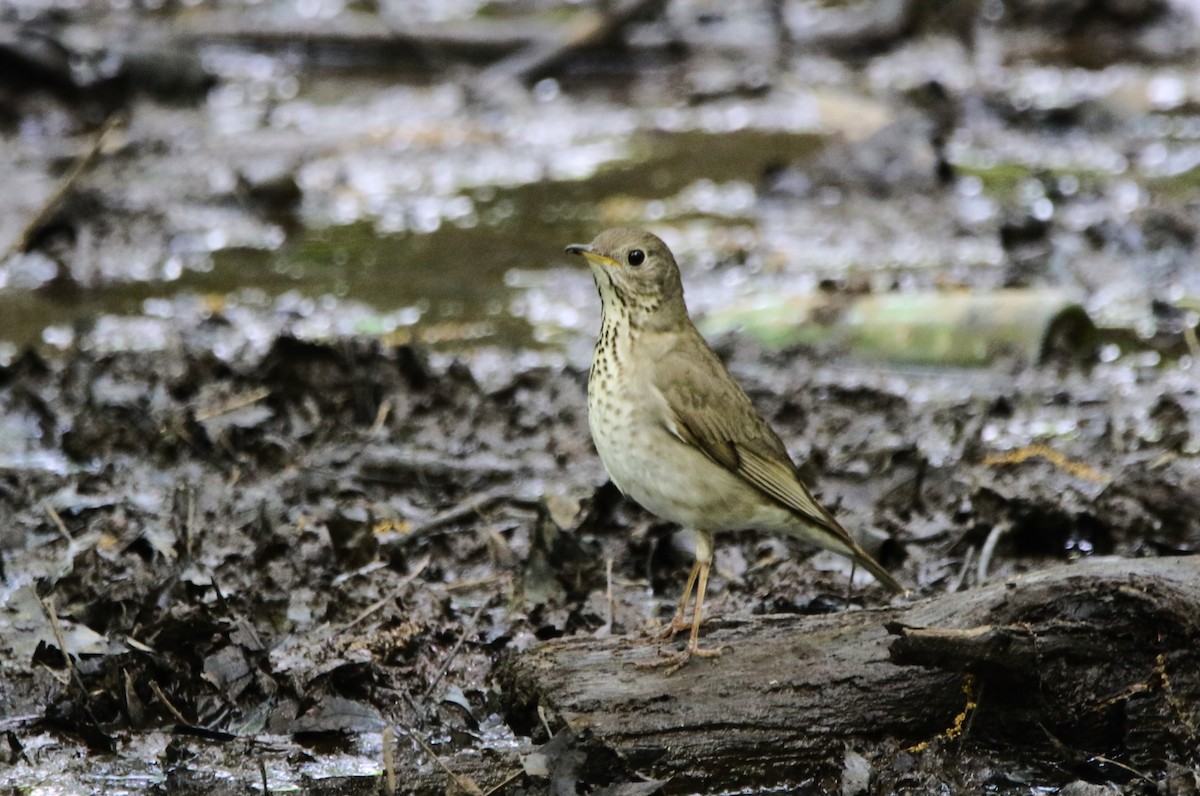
[655,334,905,592]
[654,330,849,538]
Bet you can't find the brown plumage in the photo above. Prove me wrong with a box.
[567,228,904,670]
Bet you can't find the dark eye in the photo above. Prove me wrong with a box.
[627,249,645,266]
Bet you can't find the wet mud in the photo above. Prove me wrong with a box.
[2,316,1197,792]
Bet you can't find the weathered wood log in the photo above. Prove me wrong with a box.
[699,289,1098,366]
[498,557,1200,793]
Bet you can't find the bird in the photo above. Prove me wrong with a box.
[566,228,905,671]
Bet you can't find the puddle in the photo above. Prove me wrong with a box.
[0,127,825,353]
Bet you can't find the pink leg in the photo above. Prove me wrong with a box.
[684,559,724,659]
[637,532,728,674]
[657,558,701,639]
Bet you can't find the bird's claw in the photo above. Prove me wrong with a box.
[634,641,729,674]
[653,617,691,640]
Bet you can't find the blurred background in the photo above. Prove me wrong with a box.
[2,0,1198,372]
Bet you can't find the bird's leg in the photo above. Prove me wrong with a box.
[635,533,727,674]
[682,559,725,658]
[656,558,701,640]
[682,533,725,658]
[659,558,728,674]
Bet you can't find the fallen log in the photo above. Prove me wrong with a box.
[498,556,1200,793]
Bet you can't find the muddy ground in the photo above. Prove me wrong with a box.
[2,0,1200,793]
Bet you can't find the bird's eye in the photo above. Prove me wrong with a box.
[627,249,645,266]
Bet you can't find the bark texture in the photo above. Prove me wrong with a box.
[497,557,1200,793]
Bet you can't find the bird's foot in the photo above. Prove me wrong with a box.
[616,622,685,649]
[652,616,692,641]
[688,643,726,659]
[634,641,728,675]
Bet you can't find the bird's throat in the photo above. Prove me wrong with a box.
[594,296,633,379]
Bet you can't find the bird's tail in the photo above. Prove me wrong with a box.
[791,513,907,594]
[846,541,906,594]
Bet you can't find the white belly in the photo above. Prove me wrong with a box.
[588,377,794,534]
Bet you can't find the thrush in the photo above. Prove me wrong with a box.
[566,228,905,671]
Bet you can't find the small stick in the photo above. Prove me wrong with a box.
[40,598,83,689]
[338,555,430,632]
[185,487,197,558]
[471,0,664,89]
[536,703,554,739]
[845,561,858,606]
[43,503,73,543]
[603,555,615,636]
[148,680,190,726]
[370,399,392,434]
[1087,755,1155,785]
[403,727,483,795]
[976,523,1007,583]
[983,445,1109,484]
[193,388,270,421]
[35,603,111,740]
[381,726,397,796]
[946,545,975,593]
[482,770,524,796]
[421,600,487,702]
[6,112,125,259]
[402,489,529,540]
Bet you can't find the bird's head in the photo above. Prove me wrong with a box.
[565,228,687,330]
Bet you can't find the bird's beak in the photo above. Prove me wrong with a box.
[565,243,620,268]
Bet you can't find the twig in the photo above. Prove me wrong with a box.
[148,680,190,726]
[338,554,430,632]
[40,598,85,693]
[1086,755,1156,785]
[470,0,665,91]
[43,503,73,544]
[382,726,397,795]
[482,769,525,796]
[976,523,1007,583]
[395,489,537,542]
[370,399,392,434]
[946,546,975,593]
[536,703,555,739]
[0,714,40,733]
[402,727,484,795]
[193,387,271,421]
[6,113,125,259]
[185,486,197,558]
[602,555,615,636]
[421,600,488,702]
[400,689,424,724]
[36,661,70,686]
